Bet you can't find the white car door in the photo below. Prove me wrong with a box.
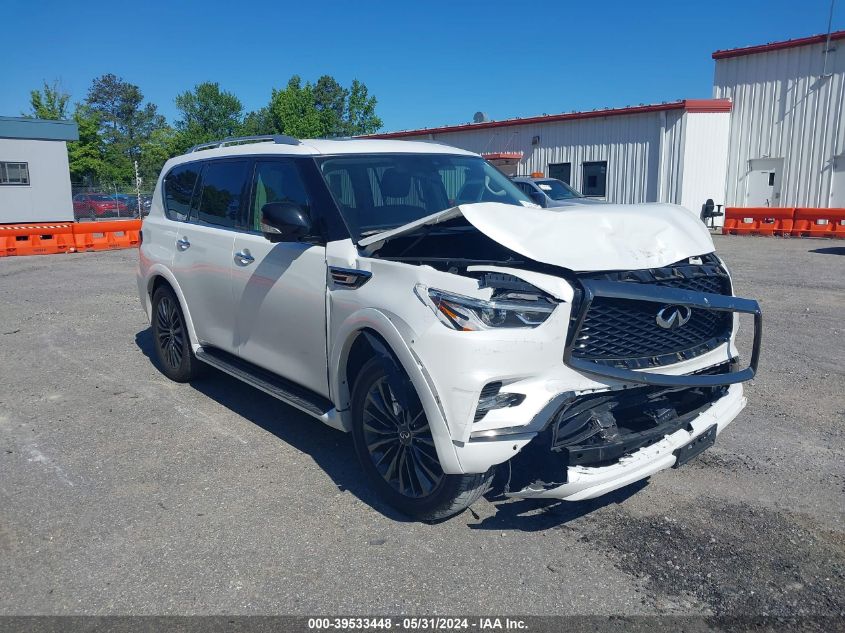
[169,159,251,352]
[230,158,329,397]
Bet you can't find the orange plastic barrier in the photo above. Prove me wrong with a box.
[722,207,794,236]
[0,219,142,257]
[791,208,845,238]
[70,219,142,252]
[0,223,76,257]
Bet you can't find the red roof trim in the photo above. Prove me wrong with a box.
[481,151,523,160]
[712,30,845,60]
[366,99,731,139]
[683,99,733,113]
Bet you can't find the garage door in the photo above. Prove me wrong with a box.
[548,163,571,184]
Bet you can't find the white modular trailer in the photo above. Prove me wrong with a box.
[713,30,845,208]
[369,100,732,218]
[0,117,79,224]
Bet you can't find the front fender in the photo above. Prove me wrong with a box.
[329,308,462,474]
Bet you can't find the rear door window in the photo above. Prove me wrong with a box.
[163,163,201,221]
[516,182,534,196]
[195,160,250,229]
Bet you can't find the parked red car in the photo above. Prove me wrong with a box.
[73,194,128,219]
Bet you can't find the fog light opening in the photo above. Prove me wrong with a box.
[474,382,526,422]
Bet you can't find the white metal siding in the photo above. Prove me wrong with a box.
[399,112,680,205]
[714,41,845,207]
[659,109,686,205]
[0,138,74,223]
[679,112,731,213]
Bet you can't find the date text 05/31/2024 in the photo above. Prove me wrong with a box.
[307,618,528,630]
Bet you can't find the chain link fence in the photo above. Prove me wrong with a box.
[71,182,155,221]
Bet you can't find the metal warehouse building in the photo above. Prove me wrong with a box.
[372,100,732,215]
[0,116,79,224]
[713,30,845,208]
[371,30,845,215]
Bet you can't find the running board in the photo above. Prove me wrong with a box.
[195,347,340,426]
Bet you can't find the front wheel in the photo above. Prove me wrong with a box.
[351,357,492,521]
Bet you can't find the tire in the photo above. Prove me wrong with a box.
[150,285,200,382]
[351,356,492,521]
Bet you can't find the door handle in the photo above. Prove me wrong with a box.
[176,237,191,250]
[235,249,255,265]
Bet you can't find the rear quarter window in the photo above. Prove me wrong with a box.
[163,163,201,221]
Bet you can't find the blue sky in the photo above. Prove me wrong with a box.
[1,0,842,132]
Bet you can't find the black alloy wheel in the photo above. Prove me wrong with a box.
[155,294,185,371]
[351,356,493,521]
[361,374,444,498]
[150,286,199,382]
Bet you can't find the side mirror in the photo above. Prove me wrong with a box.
[261,202,312,243]
[529,190,547,207]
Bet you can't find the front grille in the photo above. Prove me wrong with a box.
[570,256,733,368]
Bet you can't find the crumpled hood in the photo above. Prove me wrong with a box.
[359,201,715,271]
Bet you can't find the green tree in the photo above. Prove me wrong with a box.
[86,73,166,181]
[26,80,71,120]
[313,75,348,137]
[174,82,244,149]
[266,75,382,139]
[239,106,275,136]
[138,126,180,186]
[344,79,382,136]
[67,105,106,186]
[268,76,324,138]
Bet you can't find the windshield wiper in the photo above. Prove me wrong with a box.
[392,223,474,257]
[359,222,470,239]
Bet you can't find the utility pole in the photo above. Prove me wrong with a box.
[822,0,836,77]
[134,161,143,219]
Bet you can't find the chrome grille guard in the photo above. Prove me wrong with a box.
[564,279,762,387]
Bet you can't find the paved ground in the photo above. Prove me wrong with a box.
[0,236,843,617]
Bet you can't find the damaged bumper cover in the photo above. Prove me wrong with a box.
[506,383,746,500]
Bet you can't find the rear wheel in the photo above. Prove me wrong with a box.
[351,357,492,521]
[151,286,200,382]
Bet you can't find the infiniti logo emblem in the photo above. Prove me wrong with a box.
[656,305,693,330]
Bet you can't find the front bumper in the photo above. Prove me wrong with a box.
[506,382,746,500]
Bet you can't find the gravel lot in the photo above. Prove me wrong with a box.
[0,236,843,619]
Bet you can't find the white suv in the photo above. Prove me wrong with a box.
[137,135,762,521]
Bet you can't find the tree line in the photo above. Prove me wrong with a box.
[25,75,383,189]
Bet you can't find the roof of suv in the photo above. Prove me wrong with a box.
[164,137,477,171]
[511,176,552,183]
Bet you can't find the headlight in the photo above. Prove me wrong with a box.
[416,284,556,331]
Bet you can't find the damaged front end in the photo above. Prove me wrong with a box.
[503,363,736,495]
[346,202,761,501]
[501,382,749,501]
[463,256,761,501]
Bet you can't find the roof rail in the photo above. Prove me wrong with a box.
[187,134,301,153]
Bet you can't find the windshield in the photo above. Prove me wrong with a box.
[316,154,530,239]
[90,195,113,201]
[536,179,583,200]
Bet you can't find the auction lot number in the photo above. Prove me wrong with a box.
[309,618,527,630]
